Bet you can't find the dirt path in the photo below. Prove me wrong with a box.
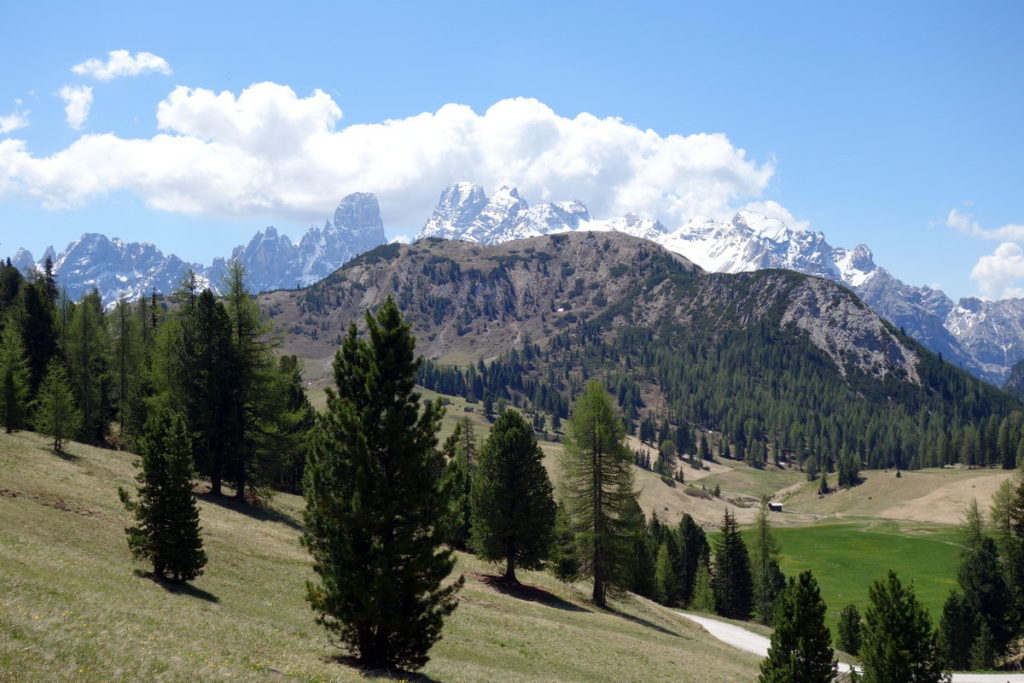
[677,612,1024,682]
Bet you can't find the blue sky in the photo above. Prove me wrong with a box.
[1,1,1022,300]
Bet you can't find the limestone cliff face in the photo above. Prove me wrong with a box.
[261,232,922,386]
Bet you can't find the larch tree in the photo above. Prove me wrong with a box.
[751,499,785,623]
[469,409,556,583]
[860,570,946,683]
[560,380,638,607]
[759,570,837,683]
[0,316,30,433]
[119,409,206,582]
[302,297,461,670]
[33,360,81,453]
[65,289,112,444]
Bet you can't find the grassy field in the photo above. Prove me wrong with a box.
[742,520,962,631]
[0,430,762,682]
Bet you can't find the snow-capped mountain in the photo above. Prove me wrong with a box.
[11,193,387,307]
[417,183,663,244]
[413,182,1022,384]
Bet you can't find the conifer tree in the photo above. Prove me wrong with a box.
[119,409,206,582]
[713,509,754,619]
[677,513,710,606]
[653,541,675,605]
[441,417,476,549]
[33,361,80,452]
[560,380,638,607]
[860,570,946,683]
[955,499,1009,656]
[548,501,580,582]
[470,409,556,583]
[836,604,862,656]
[0,317,30,433]
[302,298,461,670]
[65,289,112,444]
[759,570,837,683]
[690,554,715,612]
[938,590,974,671]
[751,499,785,623]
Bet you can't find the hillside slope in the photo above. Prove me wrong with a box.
[0,431,761,682]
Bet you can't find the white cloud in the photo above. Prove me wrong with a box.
[58,86,93,130]
[946,207,1024,242]
[740,200,810,230]
[0,83,775,229]
[0,110,28,134]
[970,242,1024,299]
[390,234,412,244]
[71,50,172,81]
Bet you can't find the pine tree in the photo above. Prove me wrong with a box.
[33,361,81,452]
[968,622,996,671]
[836,604,862,656]
[677,513,709,606]
[713,509,754,620]
[302,298,461,670]
[938,590,974,671]
[548,501,580,582]
[441,420,473,550]
[118,409,206,582]
[0,316,30,433]
[860,570,946,683]
[653,541,675,605]
[470,409,556,583]
[560,380,638,607]
[751,499,785,623]
[690,554,715,612]
[759,570,837,683]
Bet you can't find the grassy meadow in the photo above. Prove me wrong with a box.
[0,430,761,682]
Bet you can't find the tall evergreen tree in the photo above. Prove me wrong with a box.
[751,499,785,623]
[690,553,715,612]
[65,289,112,444]
[0,316,30,433]
[860,570,946,683]
[938,590,975,671]
[713,509,754,620]
[302,298,461,670]
[836,604,862,656]
[955,500,1009,656]
[441,420,473,550]
[560,380,638,607]
[653,541,676,605]
[18,276,59,394]
[118,409,206,582]
[470,409,556,583]
[33,360,80,452]
[548,501,580,583]
[759,570,837,683]
[677,513,709,606]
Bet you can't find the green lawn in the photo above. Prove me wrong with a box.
[744,521,962,630]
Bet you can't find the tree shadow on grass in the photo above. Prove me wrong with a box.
[196,491,304,532]
[134,570,220,603]
[52,447,79,461]
[468,571,590,613]
[329,656,442,682]
[600,605,687,639]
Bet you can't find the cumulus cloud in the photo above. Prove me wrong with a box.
[947,207,1024,242]
[0,110,28,135]
[71,50,172,81]
[0,83,775,229]
[58,86,93,130]
[740,200,809,231]
[970,242,1024,299]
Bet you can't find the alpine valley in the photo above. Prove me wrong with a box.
[7,183,1024,385]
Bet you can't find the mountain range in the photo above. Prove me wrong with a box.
[7,182,1024,385]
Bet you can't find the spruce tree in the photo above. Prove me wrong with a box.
[302,298,461,670]
[560,380,638,607]
[938,590,974,671]
[860,570,946,683]
[33,361,80,452]
[956,500,1009,655]
[119,409,206,582]
[677,514,710,606]
[759,570,837,683]
[713,509,754,620]
[836,604,862,656]
[65,290,112,444]
[440,419,474,549]
[690,554,715,612]
[548,501,580,582]
[0,317,30,433]
[653,541,675,605]
[470,409,556,583]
